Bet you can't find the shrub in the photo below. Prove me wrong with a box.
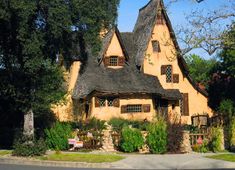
[219,99,234,122]
[45,122,72,150]
[209,127,223,152]
[120,127,144,152]
[109,118,149,131]
[192,140,209,153]
[146,118,167,154]
[13,137,47,157]
[228,117,235,151]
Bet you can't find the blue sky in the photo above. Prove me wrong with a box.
[117,0,233,59]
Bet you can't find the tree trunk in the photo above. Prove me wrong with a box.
[23,109,34,140]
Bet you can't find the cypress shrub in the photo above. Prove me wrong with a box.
[146,118,167,154]
[120,127,144,152]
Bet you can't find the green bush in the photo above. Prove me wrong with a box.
[69,118,106,132]
[146,118,167,154]
[219,99,235,121]
[120,127,144,152]
[228,117,235,151]
[45,122,72,150]
[13,137,47,157]
[109,118,149,131]
[192,140,209,153]
[209,127,223,152]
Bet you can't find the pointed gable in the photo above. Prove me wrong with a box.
[99,28,129,67]
[133,0,161,66]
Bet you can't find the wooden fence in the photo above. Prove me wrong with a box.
[77,132,103,149]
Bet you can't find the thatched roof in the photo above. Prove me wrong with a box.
[72,28,182,100]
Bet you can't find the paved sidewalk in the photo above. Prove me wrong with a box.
[1,152,235,169]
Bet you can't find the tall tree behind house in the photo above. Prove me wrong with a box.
[0,0,120,142]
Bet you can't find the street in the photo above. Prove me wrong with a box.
[0,164,107,170]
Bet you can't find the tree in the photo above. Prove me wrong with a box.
[184,54,216,88]
[208,24,235,112]
[0,0,120,142]
[167,0,235,56]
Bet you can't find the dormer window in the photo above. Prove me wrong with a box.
[109,56,118,66]
[104,56,125,67]
[152,40,161,53]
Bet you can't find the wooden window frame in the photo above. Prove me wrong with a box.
[121,104,151,113]
[166,65,173,83]
[104,56,125,67]
[109,56,118,66]
[180,93,189,116]
[152,40,161,53]
[95,97,119,108]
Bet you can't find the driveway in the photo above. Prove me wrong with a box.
[110,153,235,169]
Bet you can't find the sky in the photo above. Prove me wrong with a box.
[117,0,233,59]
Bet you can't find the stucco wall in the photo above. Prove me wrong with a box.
[90,95,156,121]
[104,32,125,69]
[52,61,81,122]
[143,22,212,124]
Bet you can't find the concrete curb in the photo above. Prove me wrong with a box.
[0,157,112,169]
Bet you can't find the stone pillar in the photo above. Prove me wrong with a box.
[101,123,115,152]
[180,130,192,153]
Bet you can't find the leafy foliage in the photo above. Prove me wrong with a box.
[208,24,235,111]
[120,127,144,153]
[0,0,120,145]
[208,127,223,152]
[13,137,47,157]
[228,117,235,151]
[109,118,149,132]
[146,118,167,154]
[45,122,72,150]
[184,54,216,88]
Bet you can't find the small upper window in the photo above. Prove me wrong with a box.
[166,65,172,83]
[107,98,114,107]
[152,40,161,53]
[109,56,118,66]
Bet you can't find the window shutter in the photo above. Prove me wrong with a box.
[113,98,120,107]
[95,97,100,107]
[183,93,189,116]
[161,65,167,75]
[121,105,127,113]
[104,57,110,66]
[118,57,125,66]
[173,74,179,83]
[152,40,161,52]
[143,104,151,113]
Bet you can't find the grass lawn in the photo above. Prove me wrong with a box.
[40,153,124,163]
[0,150,12,156]
[206,154,235,162]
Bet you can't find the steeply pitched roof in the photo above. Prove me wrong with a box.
[72,28,182,100]
[132,0,208,97]
[133,0,160,66]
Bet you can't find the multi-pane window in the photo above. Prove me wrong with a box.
[179,99,183,115]
[95,97,119,108]
[109,56,118,66]
[98,98,106,107]
[107,98,114,107]
[166,65,172,83]
[126,105,142,113]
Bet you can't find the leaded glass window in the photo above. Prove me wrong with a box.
[109,56,118,66]
[107,98,114,107]
[166,65,172,83]
[126,105,142,113]
[99,98,106,107]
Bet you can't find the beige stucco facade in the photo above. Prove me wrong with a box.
[143,20,212,124]
[52,61,81,121]
[90,95,155,121]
